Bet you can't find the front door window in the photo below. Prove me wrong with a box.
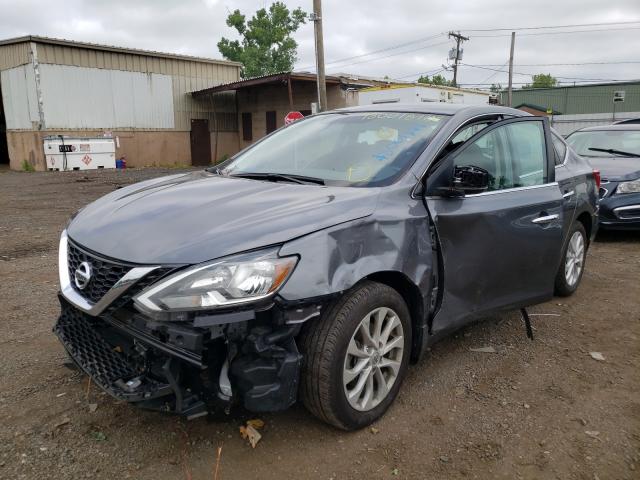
[451,120,547,191]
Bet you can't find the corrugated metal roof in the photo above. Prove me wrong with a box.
[0,35,241,67]
[191,71,347,96]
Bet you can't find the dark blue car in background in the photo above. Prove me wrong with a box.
[566,124,640,230]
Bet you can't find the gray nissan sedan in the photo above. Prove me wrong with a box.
[55,104,598,430]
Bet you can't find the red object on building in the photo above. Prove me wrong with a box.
[284,111,304,125]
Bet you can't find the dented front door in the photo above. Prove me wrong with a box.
[425,117,564,336]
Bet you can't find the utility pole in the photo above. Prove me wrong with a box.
[312,0,327,112]
[507,31,515,107]
[448,31,468,87]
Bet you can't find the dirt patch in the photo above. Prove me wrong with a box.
[0,168,638,480]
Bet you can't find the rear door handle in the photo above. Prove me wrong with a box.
[562,190,575,199]
[532,214,559,224]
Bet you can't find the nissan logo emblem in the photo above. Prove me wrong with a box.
[74,261,92,290]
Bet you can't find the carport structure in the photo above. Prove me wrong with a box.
[191,71,376,150]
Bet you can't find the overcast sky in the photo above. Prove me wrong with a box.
[1,0,639,88]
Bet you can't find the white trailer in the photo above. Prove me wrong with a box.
[43,136,116,171]
[359,84,490,107]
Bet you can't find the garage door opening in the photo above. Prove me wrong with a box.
[0,80,9,165]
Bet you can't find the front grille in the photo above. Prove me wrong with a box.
[67,241,132,303]
[54,300,175,403]
[55,304,138,388]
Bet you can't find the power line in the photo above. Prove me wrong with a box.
[474,61,640,66]
[459,63,631,82]
[296,20,640,78]
[395,67,446,80]
[472,26,640,38]
[458,80,639,87]
[462,20,640,32]
[478,59,509,86]
[298,33,445,70]
[323,40,451,70]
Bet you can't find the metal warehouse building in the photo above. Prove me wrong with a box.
[502,81,640,135]
[0,36,241,170]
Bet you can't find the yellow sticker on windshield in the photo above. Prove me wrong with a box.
[376,127,397,141]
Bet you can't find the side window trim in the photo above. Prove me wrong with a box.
[552,131,569,167]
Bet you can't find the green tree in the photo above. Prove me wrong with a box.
[417,74,453,86]
[490,83,503,93]
[524,73,558,89]
[217,2,307,78]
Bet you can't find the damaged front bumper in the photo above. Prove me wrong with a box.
[54,294,319,419]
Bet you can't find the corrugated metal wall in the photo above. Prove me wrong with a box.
[34,41,241,131]
[36,42,238,80]
[0,65,38,129]
[503,82,640,115]
[38,64,175,129]
[0,43,30,70]
[1,40,241,132]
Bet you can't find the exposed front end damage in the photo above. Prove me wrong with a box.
[55,167,436,420]
[55,294,319,418]
[54,233,324,418]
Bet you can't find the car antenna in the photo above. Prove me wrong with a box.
[520,308,534,340]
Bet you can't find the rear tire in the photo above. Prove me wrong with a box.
[554,222,587,296]
[299,281,412,430]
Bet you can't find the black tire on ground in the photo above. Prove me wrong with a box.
[554,222,588,297]
[299,280,412,430]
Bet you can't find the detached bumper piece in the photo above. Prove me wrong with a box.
[231,326,303,412]
[54,300,208,418]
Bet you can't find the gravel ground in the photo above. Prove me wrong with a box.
[0,167,638,480]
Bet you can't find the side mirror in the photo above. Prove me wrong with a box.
[452,165,490,194]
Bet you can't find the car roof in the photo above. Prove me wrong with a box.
[337,103,526,117]
[575,124,640,132]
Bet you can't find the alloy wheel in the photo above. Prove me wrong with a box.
[565,230,585,287]
[343,307,404,412]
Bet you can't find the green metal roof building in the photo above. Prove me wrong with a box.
[501,81,640,115]
[499,81,640,135]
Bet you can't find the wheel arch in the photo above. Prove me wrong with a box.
[366,271,426,364]
[576,210,593,244]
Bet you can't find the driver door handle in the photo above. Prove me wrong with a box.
[563,190,575,199]
[532,214,559,224]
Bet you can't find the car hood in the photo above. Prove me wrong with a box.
[67,171,380,264]
[588,157,640,182]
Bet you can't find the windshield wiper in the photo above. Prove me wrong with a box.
[229,172,325,185]
[588,147,640,158]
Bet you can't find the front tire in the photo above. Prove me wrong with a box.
[554,222,587,296]
[299,281,412,430]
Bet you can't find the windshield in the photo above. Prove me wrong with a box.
[566,129,640,157]
[220,112,447,186]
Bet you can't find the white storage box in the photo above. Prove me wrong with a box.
[44,137,116,171]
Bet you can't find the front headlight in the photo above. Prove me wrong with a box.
[133,249,298,315]
[616,178,640,194]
